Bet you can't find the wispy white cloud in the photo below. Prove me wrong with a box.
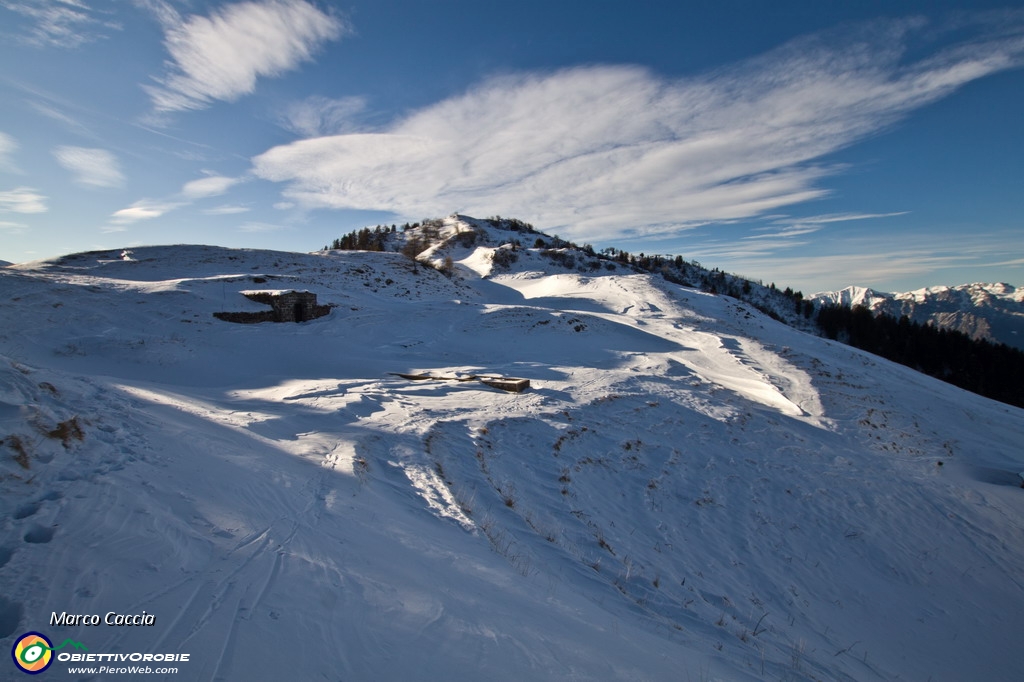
[53,145,124,188]
[30,100,95,137]
[787,212,911,225]
[0,132,19,172]
[674,212,914,264]
[746,225,825,241]
[1,78,102,138]
[251,17,1024,243]
[745,211,911,241]
[145,0,346,114]
[742,250,983,294]
[108,172,245,228]
[0,220,28,233]
[989,257,1024,267]
[0,186,47,213]
[110,198,182,225]
[689,225,1024,293]
[1,0,121,48]
[682,236,815,263]
[203,204,251,215]
[181,174,241,199]
[280,95,367,136]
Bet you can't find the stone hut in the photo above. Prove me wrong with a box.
[214,289,330,323]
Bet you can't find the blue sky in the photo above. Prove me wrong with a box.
[1,0,1022,293]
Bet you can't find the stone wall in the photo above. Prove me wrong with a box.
[215,290,331,324]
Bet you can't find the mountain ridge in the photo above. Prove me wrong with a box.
[813,282,1024,350]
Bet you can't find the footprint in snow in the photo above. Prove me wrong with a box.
[23,524,55,544]
[12,502,40,520]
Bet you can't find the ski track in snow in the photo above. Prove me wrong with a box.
[0,226,1022,681]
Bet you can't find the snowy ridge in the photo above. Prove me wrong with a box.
[811,286,890,310]
[1,230,1023,681]
[814,282,1024,350]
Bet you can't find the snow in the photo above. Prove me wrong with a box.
[811,285,890,309]
[1,238,1023,681]
[237,289,309,295]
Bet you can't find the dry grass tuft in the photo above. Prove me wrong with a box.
[4,435,31,469]
[46,417,84,447]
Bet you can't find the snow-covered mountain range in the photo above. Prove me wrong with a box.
[813,283,1024,350]
[1,215,1022,681]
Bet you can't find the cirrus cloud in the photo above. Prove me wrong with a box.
[0,220,28,234]
[0,186,47,213]
[181,174,241,199]
[53,145,124,188]
[202,204,251,215]
[145,0,346,114]
[110,198,182,225]
[279,95,368,137]
[1,0,121,48]
[251,17,1024,242]
[0,132,19,172]
[108,171,245,228]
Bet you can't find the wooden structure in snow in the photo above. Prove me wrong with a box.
[214,290,331,324]
[391,372,530,393]
[478,377,531,392]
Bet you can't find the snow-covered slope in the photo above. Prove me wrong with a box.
[2,223,1023,681]
[814,283,1024,350]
